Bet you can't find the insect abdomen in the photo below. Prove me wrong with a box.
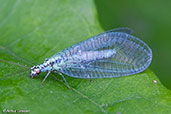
[70,49,116,63]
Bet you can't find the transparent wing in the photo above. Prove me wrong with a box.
[52,28,133,58]
[57,28,152,78]
[107,27,134,34]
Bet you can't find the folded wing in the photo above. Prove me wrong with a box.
[57,28,152,78]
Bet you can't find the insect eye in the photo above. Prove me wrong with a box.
[36,69,40,74]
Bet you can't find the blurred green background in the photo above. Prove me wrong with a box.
[95,0,171,90]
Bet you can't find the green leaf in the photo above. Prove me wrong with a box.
[0,0,171,114]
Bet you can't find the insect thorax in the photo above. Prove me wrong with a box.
[32,56,63,73]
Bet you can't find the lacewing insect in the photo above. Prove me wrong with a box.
[1,28,152,88]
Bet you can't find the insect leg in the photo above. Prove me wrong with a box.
[51,73,63,82]
[41,71,51,85]
[58,72,72,90]
[88,78,93,82]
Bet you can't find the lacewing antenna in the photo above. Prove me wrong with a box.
[0,58,30,79]
[1,46,35,66]
[1,69,30,80]
[0,58,30,69]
